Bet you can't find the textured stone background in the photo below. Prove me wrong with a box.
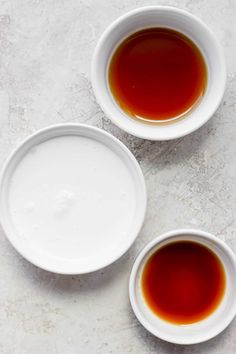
[0,0,235,353]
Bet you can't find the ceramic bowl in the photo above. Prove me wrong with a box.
[92,6,226,140]
[129,229,236,344]
[0,124,147,274]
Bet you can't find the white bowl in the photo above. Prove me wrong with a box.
[91,6,226,140]
[129,229,236,344]
[0,124,146,274]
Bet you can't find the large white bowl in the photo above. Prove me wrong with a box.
[129,229,236,344]
[92,6,226,140]
[0,124,146,274]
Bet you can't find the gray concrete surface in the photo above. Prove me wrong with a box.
[0,0,235,353]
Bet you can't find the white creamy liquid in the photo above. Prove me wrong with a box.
[8,135,136,260]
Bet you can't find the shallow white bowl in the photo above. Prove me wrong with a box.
[0,124,146,274]
[129,229,236,344]
[92,6,226,140]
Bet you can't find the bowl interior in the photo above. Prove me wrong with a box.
[129,231,236,344]
[92,7,226,140]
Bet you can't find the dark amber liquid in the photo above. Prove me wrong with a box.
[109,28,207,122]
[142,241,226,324]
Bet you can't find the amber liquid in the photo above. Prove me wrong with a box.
[142,241,226,324]
[109,28,207,122]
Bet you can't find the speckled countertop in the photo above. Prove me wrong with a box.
[0,1,235,353]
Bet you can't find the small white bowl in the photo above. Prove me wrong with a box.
[92,6,226,140]
[0,124,146,274]
[129,229,236,344]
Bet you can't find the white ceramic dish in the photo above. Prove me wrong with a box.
[129,229,236,344]
[92,6,226,140]
[0,124,146,274]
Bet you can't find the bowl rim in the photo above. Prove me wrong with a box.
[0,123,147,274]
[129,228,236,344]
[91,5,226,141]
